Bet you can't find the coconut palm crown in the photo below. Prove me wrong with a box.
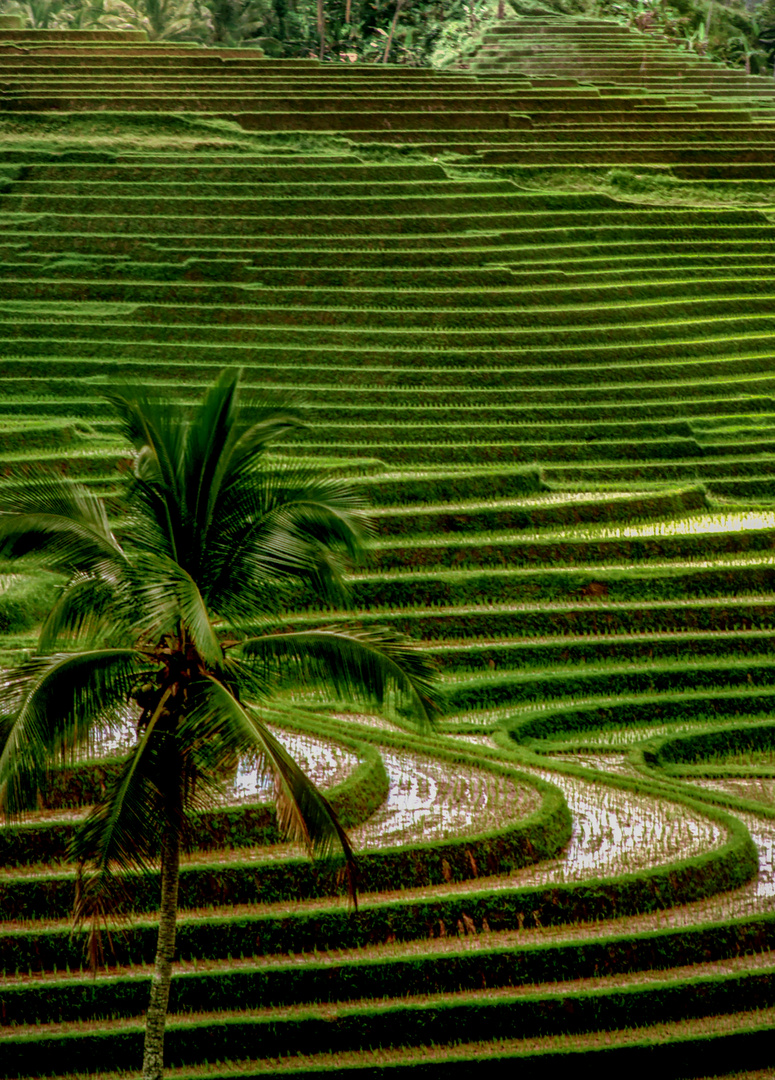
[0,372,439,1080]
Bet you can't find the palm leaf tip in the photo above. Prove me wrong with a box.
[0,649,141,819]
[73,863,134,974]
[199,675,359,904]
[0,476,123,571]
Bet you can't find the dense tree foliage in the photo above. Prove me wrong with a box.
[1,0,483,63]
[4,0,775,71]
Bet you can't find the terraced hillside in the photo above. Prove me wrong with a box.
[3,17,775,1079]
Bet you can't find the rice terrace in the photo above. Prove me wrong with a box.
[6,0,775,1076]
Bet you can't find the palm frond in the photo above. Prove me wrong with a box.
[111,375,306,579]
[204,464,371,614]
[105,385,185,490]
[218,462,372,555]
[184,379,305,575]
[70,744,166,881]
[70,683,174,877]
[239,627,441,729]
[0,476,125,574]
[214,397,307,490]
[73,861,135,973]
[0,649,142,817]
[70,684,178,970]
[181,370,240,566]
[68,686,179,976]
[104,385,187,559]
[192,676,357,903]
[130,552,223,667]
[212,525,349,617]
[120,477,179,563]
[38,566,131,653]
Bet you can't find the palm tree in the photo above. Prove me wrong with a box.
[3,0,71,29]
[204,0,269,46]
[100,0,210,42]
[0,372,438,1080]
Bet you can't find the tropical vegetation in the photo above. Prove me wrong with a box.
[0,373,439,1080]
[6,0,775,71]
[3,8,775,1079]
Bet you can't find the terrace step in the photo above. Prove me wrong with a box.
[8,393,775,430]
[3,966,775,1078]
[4,17,775,1075]
[2,271,775,308]
[367,510,775,569]
[439,655,775,712]
[2,923,775,1029]
[343,560,775,613]
[430,629,775,671]
[281,595,775,641]
[0,28,149,41]
[14,161,448,182]
[7,1022,775,1079]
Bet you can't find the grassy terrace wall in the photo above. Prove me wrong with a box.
[3,15,775,1079]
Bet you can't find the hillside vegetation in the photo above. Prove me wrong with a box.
[2,12,775,1080]
[5,0,775,71]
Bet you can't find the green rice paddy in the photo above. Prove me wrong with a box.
[3,12,775,1079]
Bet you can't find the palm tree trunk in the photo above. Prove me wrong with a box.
[142,819,181,1080]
